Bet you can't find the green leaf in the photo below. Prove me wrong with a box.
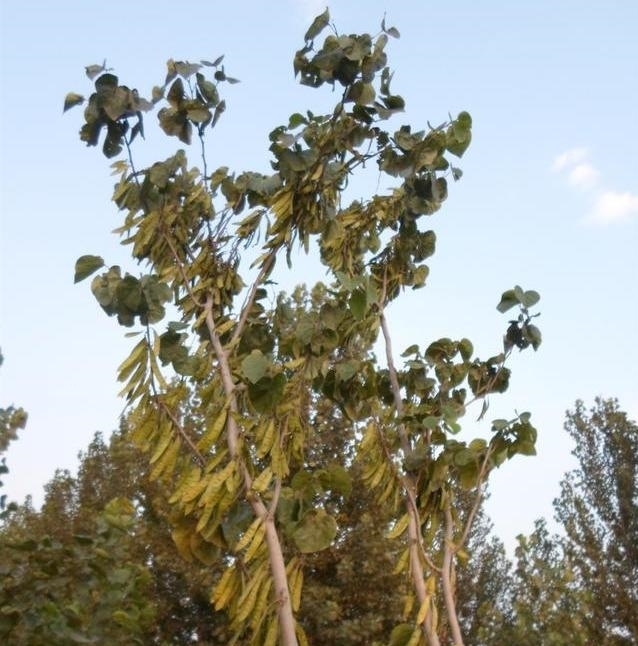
[211,100,226,128]
[469,438,487,452]
[318,463,352,497]
[522,289,541,308]
[401,344,419,357]
[381,15,401,39]
[459,338,473,361]
[74,255,105,283]
[167,78,185,107]
[288,112,308,128]
[389,623,415,646]
[456,110,472,129]
[174,61,201,78]
[196,73,219,105]
[304,8,330,42]
[202,54,224,67]
[346,81,376,105]
[496,289,519,313]
[292,510,337,553]
[103,497,135,531]
[241,350,270,384]
[524,323,542,351]
[349,288,367,320]
[63,92,84,112]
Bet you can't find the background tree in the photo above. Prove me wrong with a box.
[65,10,541,645]
[0,496,155,645]
[0,350,28,521]
[0,428,233,645]
[484,398,637,646]
[553,398,638,645]
[499,518,587,646]
[454,499,512,645]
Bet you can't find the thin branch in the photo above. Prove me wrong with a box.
[230,250,277,347]
[158,400,206,467]
[268,478,282,517]
[456,445,494,551]
[442,503,465,646]
[162,226,206,308]
[204,295,240,456]
[464,348,513,413]
[378,292,441,643]
[204,293,297,645]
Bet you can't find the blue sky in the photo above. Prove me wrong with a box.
[1,0,636,549]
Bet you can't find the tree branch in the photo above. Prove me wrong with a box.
[230,250,276,347]
[442,502,465,646]
[157,400,206,467]
[379,302,441,643]
[203,294,298,646]
[456,446,494,551]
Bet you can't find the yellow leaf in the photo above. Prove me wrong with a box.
[251,466,273,493]
[386,513,410,540]
[150,437,180,480]
[197,407,228,453]
[416,595,430,625]
[117,339,148,382]
[393,547,411,576]
[263,617,279,646]
[256,418,276,459]
[244,521,266,563]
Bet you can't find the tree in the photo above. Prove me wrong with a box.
[65,10,541,645]
[454,499,513,646]
[0,350,28,521]
[0,429,234,645]
[0,497,156,644]
[485,398,637,646]
[499,518,588,646]
[553,398,638,645]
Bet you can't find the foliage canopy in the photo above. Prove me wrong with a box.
[63,10,541,645]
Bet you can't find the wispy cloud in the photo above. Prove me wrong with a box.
[567,163,599,190]
[552,147,589,172]
[552,147,637,225]
[593,191,638,223]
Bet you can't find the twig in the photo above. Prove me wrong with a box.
[158,400,206,467]
[230,250,277,346]
[456,445,494,551]
[162,226,206,309]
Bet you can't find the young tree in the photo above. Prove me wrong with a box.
[66,11,541,645]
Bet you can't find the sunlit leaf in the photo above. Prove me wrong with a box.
[304,8,330,42]
[74,255,105,283]
[63,92,84,112]
[241,350,270,384]
[292,510,337,553]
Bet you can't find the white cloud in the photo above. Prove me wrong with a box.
[552,147,589,172]
[553,147,637,225]
[567,163,599,190]
[591,191,638,224]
